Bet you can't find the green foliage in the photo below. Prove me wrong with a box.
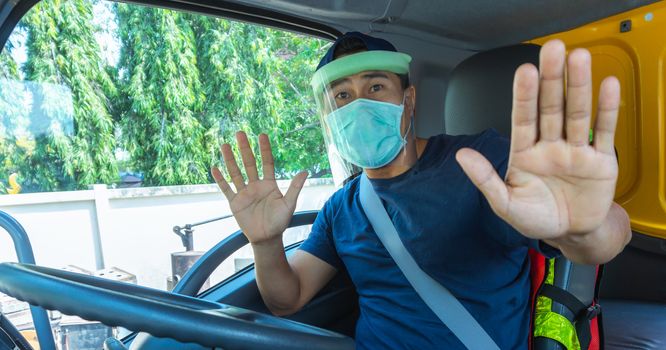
[116,4,208,186]
[262,31,331,177]
[189,15,330,179]
[1,0,119,192]
[116,8,331,185]
[0,46,18,78]
[0,43,21,192]
[0,0,330,193]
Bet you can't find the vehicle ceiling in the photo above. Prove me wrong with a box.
[221,0,656,50]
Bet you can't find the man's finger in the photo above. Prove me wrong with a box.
[594,76,621,155]
[565,48,593,146]
[211,166,235,201]
[511,63,539,153]
[284,171,308,208]
[259,133,276,180]
[538,40,566,142]
[455,148,509,218]
[220,143,246,191]
[237,131,259,182]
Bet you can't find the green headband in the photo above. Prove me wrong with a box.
[310,50,412,93]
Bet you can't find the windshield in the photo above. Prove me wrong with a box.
[0,0,334,346]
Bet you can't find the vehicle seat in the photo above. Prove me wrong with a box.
[601,299,666,349]
[444,43,601,350]
[598,231,666,349]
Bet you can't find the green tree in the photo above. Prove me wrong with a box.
[189,15,330,179]
[3,1,331,193]
[0,45,18,78]
[115,4,209,186]
[14,0,119,192]
[0,45,22,193]
[262,30,331,177]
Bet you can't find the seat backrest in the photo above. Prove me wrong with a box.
[444,43,540,138]
[444,44,601,350]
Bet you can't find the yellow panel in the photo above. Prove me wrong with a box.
[587,45,638,199]
[19,330,40,349]
[528,2,666,239]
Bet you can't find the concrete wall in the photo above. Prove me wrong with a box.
[0,179,336,290]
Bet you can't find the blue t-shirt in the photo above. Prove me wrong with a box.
[299,129,559,350]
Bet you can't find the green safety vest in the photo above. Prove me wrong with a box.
[533,259,584,350]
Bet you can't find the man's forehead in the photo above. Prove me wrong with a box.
[329,70,399,88]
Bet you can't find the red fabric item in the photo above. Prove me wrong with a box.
[589,314,599,350]
[528,249,546,350]
[528,249,546,304]
[588,264,601,350]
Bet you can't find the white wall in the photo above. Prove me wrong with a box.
[0,179,336,290]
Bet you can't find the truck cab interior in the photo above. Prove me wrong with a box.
[1,1,665,349]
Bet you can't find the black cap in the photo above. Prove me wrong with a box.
[316,32,398,71]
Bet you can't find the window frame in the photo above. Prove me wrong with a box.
[0,0,340,53]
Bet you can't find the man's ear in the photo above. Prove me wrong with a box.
[401,85,417,134]
[406,85,416,118]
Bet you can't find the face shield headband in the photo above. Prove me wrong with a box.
[310,50,412,96]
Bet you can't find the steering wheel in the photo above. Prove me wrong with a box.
[0,263,354,350]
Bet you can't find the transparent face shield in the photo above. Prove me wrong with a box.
[311,50,416,186]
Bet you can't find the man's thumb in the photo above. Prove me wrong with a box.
[455,148,509,217]
[284,171,309,207]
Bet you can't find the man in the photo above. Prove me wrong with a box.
[211,32,631,349]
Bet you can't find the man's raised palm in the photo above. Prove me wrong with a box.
[212,132,308,244]
[456,40,621,241]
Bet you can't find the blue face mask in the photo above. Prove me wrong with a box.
[326,98,409,169]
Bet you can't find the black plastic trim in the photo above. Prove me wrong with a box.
[627,230,666,256]
[0,313,34,350]
[599,231,666,303]
[0,0,38,52]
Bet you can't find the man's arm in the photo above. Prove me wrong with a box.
[211,131,336,316]
[252,239,337,316]
[545,202,631,265]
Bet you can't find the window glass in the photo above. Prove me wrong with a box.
[0,0,334,346]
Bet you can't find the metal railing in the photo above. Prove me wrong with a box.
[0,210,56,350]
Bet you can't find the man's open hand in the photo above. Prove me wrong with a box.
[211,131,308,245]
[456,39,620,241]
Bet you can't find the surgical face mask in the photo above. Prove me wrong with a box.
[325,98,410,169]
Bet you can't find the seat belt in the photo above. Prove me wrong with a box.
[359,173,500,350]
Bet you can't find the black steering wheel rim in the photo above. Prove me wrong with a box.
[0,262,354,350]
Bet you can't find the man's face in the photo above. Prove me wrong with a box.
[326,70,405,110]
[312,49,418,178]
[321,69,416,146]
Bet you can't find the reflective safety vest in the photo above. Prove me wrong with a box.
[531,255,602,350]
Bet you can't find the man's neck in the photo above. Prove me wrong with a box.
[365,138,429,179]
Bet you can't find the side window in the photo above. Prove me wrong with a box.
[0,0,333,346]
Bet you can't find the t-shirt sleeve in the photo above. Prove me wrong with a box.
[476,129,561,258]
[298,198,343,269]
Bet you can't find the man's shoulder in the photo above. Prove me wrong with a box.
[422,128,509,166]
[322,175,360,209]
[436,128,507,147]
[439,128,509,161]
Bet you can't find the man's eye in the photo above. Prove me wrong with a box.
[335,91,350,99]
[370,84,383,92]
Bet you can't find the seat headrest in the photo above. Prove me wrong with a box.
[444,44,541,137]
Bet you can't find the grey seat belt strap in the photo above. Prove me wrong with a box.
[359,174,500,350]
